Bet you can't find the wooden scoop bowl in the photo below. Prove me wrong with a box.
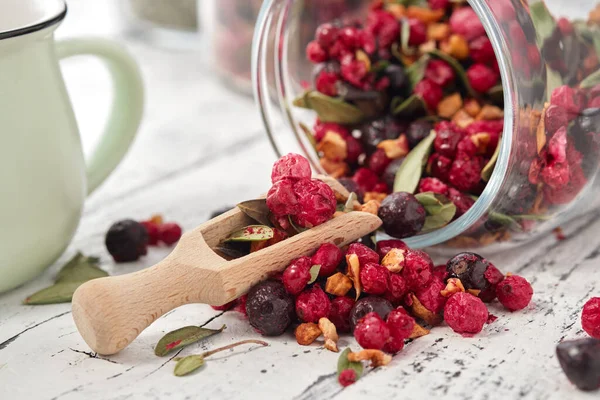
[72,177,381,355]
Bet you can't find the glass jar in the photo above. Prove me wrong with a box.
[253,0,600,252]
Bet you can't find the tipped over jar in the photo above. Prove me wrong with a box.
[253,0,600,251]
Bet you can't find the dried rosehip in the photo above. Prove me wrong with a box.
[292,179,337,228]
[350,297,394,330]
[496,275,533,311]
[402,249,434,290]
[425,59,456,87]
[582,297,600,339]
[556,338,600,391]
[354,312,390,350]
[443,292,488,334]
[159,222,182,246]
[246,281,295,336]
[446,252,503,302]
[296,284,331,323]
[271,153,312,183]
[282,256,313,295]
[312,243,343,277]
[449,7,485,41]
[329,296,355,333]
[376,239,408,259]
[414,79,444,110]
[339,369,358,387]
[418,177,449,195]
[360,263,390,295]
[378,192,426,239]
[346,243,380,266]
[467,63,498,93]
[105,219,149,263]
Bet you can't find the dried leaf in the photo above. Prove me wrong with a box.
[337,348,364,379]
[481,138,501,182]
[23,281,85,305]
[488,212,523,232]
[393,130,436,193]
[530,1,556,46]
[174,355,205,376]
[225,225,274,242]
[429,49,478,98]
[293,91,366,125]
[545,66,563,99]
[155,324,225,356]
[400,18,416,55]
[237,199,272,227]
[308,265,321,284]
[581,68,600,89]
[344,192,358,213]
[346,254,362,300]
[55,252,106,283]
[405,55,429,90]
[391,94,427,116]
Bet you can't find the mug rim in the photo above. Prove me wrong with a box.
[0,3,66,41]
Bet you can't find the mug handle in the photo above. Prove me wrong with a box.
[56,38,144,194]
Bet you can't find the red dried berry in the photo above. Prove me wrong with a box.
[469,36,495,64]
[367,10,400,49]
[415,277,447,314]
[444,292,488,334]
[306,40,328,63]
[465,120,504,136]
[557,17,574,36]
[352,168,380,192]
[312,243,343,277]
[376,239,408,258]
[315,70,339,97]
[496,275,533,311]
[582,297,600,339]
[211,301,235,311]
[373,182,390,194]
[545,104,569,135]
[339,369,357,387]
[433,265,448,282]
[434,121,465,158]
[386,307,415,340]
[448,156,484,192]
[271,153,312,183]
[408,18,427,46]
[329,296,355,333]
[346,242,380,266]
[296,284,331,323]
[548,127,568,164]
[341,54,369,87]
[425,59,456,87]
[282,256,313,295]
[385,273,408,305]
[467,63,498,93]
[141,220,160,245]
[159,223,182,245]
[367,149,392,175]
[414,79,444,110]
[354,312,391,350]
[428,153,453,182]
[292,179,337,228]
[314,120,350,142]
[418,177,449,196]
[360,263,390,295]
[428,0,449,10]
[449,7,485,40]
[339,26,361,49]
[402,249,434,290]
[447,188,475,218]
[551,85,585,115]
[233,295,247,315]
[456,135,478,158]
[383,334,405,354]
[345,136,364,164]
[266,178,299,216]
[316,23,339,49]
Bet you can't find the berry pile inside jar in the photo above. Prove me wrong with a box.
[293,0,600,246]
[213,153,535,387]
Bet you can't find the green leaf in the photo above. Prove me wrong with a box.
[308,265,321,284]
[55,252,107,284]
[337,348,364,379]
[391,94,426,116]
[225,225,274,242]
[293,91,366,125]
[393,130,436,193]
[429,49,478,98]
[530,1,556,46]
[174,355,205,377]
[581,69,600,89]
[400,18,415,56]
[155,324,225,357]
[344,192,358,213]
[415,192,456,232]
[237,199,272,227]
[546,66,563,99]
[23,281,85,305]
[488,212,523,232]
[405,55,429,90]
[371,60,391,74]
[481,138,501,182]
[512,214,553,221]
[487,85,503,106]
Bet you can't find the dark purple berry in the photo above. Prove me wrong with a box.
[337,177,365,203]
[349,297,393,331]
[406,120,433,148]
[105,219,148,263]
[360,117,405,152]
[378,192,426,239]
[556,338,600,391]
[578,108,600,134]
[384,64,406,92]
[446,252,504,302]
[382,157,405,189]
[246,280,295,336]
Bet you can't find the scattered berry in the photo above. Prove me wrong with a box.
[271,153,312,183]
[246,281,295,336]
[444,292,488,334]
[105,219,148,262]
[378,192,427,239]
[346,243,380,266]
[496,275,533,311]
[582,297,600,339]
[386,307,415,341]
[159,222,182,245]
[354,312,391,350]
[339,369,358,387]
[556,338,600,391]
[402,249,434,290]
[141,220,160,245]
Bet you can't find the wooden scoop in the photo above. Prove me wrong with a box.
[72,177,381,355]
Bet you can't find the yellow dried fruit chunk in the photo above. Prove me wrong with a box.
[325,272,353,297]
[360,200,381,216]
[381,248,406,273]
[377,134,409,159]
[347,349,392,367]
[410,293,443,326]
[317,131,348,161]
[346,253,361,300]
[295,323,322,346]
[318,317,339,353]
[441,278,465,297]
[437,93,463,119]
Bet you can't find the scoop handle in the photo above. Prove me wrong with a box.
[71,238,225,355]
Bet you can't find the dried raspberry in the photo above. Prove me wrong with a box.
[372,182,390,194]
[551,85,585,115]
[428,0,449,9]
[352,168,380,192]
[496,275,533,311]
[425,59,456,87]
[282,256,313,295]
[376,239,408,259]
[433,265,448,281]
[296,284,331,322]
[469,36,495,64]
[339,369,357,387]
[544,161,587,205]
[408,18,427,46]
[366,9,400,49]
[141,220,160,245]
[307,40,328,63]
[354,312,391,350]
[449,7,485,41]
[347,243,380,266]
[418,177,449,195]
[448,156,484,192]
[360,263,390,295]
[341,54,369,87]
[444,292,488,334]
[367,149,392,175]
[329,296,355,333]
[312,243,343,277]
[271,153,312,183]
[456,135,478,157]
[447,188,475,218]
[540,160,569,190]
[315,70,340,97]
[428,153,453,182]
[415,277,447,314]
[402,249,434,290]
[386,307,415,340]
[582,297,600,339]
[414,79,444,110]
[544,104,569,135]
[339,26,361,50]
[384,273,408,305]
[467,63,498,93]
[316,23,339,49]
[292,179,337,228]
[359,30,377,54]
[159,223,182,245]
[383,334,405,354]
[345,136,364,164]
[314,120,350,142]
[434,121,465,158]
[266,178,299,216]
[465,119,504,136]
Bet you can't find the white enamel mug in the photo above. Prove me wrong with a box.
[0,0,144,293]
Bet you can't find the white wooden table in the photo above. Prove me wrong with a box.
[1,1,599,399]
